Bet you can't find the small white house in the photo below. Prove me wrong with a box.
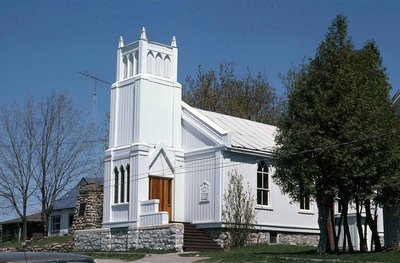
[98,28,383,248]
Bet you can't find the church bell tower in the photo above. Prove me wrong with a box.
[103,28,183,228]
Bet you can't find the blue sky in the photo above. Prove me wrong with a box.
[0,0,399,219]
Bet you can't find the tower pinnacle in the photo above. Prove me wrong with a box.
[118,36,124,48]
[140,27,147,40]
[171,36,177,48]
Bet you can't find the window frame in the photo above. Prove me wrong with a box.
[257,161,270,207]
[51,215,61,234]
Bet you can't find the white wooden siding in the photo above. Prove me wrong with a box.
[182,120,215,150]
[103,160,111,224]
[184,153,219,223]
[116,83,135,146]
[224,153,319,232]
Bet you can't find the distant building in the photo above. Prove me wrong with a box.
[49,177,103,236]
[0,213,43,241]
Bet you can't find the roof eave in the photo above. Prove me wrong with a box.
[227,146,275,158]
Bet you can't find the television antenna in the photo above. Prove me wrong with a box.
[78,71,111,126]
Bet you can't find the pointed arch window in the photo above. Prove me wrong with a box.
[134,52,139,75]
[114,167,119,204]
[257,161,269,206]
[128,54,134,77]
[126,164,130,202]
[120,165,125,203]
[164,56,171,78]
[155,53,163,76]
[147,51,154,74]
[122,56,128,79]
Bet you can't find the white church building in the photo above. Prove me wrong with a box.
[74,28,383,251]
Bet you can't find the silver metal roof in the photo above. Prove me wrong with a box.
[196,109,277,152]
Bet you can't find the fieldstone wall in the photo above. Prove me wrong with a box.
[278,233,319,246]
[71,182,103,233]
[74,223,183,252]
[202,228,318,248]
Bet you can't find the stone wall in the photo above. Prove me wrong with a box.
[74,223,183,252]
[203,228,318,248]
[71,182,103,233]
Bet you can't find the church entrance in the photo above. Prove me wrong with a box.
[149,177,172,221]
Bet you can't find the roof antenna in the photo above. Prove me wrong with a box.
[78,71,111,127]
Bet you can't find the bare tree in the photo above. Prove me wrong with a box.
[222,170,256,248]
[0,93,98,240]
[0,100,38,241]
[34,93,96,236]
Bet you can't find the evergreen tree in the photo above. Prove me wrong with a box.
[274,15,400,254]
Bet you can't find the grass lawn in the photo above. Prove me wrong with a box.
[81,248,175,261]
[188,244,400,262]
[0,235,73,250]
[80,251,145,261]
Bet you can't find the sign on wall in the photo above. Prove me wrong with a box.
[200,180,210,203]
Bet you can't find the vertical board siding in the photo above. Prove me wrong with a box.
[109,89,116,148]
[182,121,214,150]
[226,153,319,230]
[116,83,135,147]
[103,160,111,223]
[184,154,216,223]
[110,157,131,222]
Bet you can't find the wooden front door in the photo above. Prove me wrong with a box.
[149,177,172,221]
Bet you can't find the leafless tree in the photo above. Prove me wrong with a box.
[34,93,96,236]
[0,93,98,240]
[0,100,38,241]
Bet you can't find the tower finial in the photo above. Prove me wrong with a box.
[171,36,177,48]
[118,36,124,48]
[140,27,147,40]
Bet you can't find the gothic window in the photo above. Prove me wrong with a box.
[134,52,139,75]
[114,167,119,203]
[147,51,154,74]
[257,161,269,206]
[164,56,171,78]
[155,53,163,76]
[128,54,133,76]
[123,56,128,79]
[126,164,130,202]
[120,165,125,203]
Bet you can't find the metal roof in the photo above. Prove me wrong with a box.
[0,212,42,225]
[53,176,103,211]
[196,109,277,153]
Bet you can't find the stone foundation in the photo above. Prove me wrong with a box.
[74,223,183,252]
[202,228,318,248]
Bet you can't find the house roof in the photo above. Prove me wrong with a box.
[0,212,42,225]
[196,109,277,153]
[53,176,103,211]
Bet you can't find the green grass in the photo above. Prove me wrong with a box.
[191,244,400,262]
[80,248,174,261]
[30,235,73,247]
[0,235,73,250]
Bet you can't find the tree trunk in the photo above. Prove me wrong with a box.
[328,202,338,252]
[365,200,382,252]
[355,200,368,252]
[316,197,335,254]
[342,202,354,252]
[336,205,344,251]
[22,217,27,241]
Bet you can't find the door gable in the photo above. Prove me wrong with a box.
[149,141,176,177]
